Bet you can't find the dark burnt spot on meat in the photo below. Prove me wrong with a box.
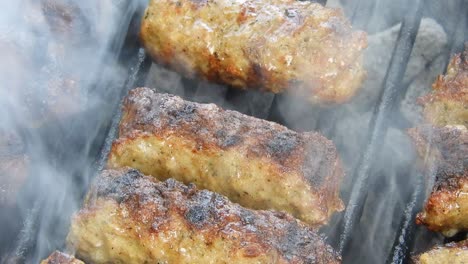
[185,205,210,226]
[185,190,215,227]
[278,223,323,262]
[240,210,256,225]
[167,103,197,125]
[410,125,467,191]
[215,130,242,148]
[83,169,341,262]
[251,63,263,79]
[96,169,143,202]
[434,170,467,191]
[266,131,298,158]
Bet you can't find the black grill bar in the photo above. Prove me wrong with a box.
[337,0,424,257]
[95,48,152,172]
[385,175,424,264]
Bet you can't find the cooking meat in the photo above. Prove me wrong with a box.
[67,168,341,264]
[41,251,84,264]
[140,0,367,103]
[419,45,467,127]
[408,125,467,236]
[413,240,468,264]
[107,87,344,226]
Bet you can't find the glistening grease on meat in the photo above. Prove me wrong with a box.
[108,87,344,226]
[140,0,367,103]
[67,169,341,264]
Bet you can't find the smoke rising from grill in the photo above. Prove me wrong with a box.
[0,0,146,262]
[0,0,464,263]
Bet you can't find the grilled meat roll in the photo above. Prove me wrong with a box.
[67,168,341,264]
[41,251,84,264]
[409,125,468,237]
[108,87,344,226]
[414,240,468,264]
[419,45,467,127]
[140,0,367,103]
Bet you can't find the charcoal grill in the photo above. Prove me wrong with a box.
[1,0,467,263]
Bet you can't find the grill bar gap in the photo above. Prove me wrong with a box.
[337,0,424,258]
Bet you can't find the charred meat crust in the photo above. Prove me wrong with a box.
[110,87,344,225]
[140,0,367,103]
[409,125,468,236]
[77,168,341,263]
[119,87,342,189]
[40,251,84,264]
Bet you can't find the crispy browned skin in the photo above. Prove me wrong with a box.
[40,251,84,264]
[67,169,341,264]
[408,125,468,236]
[140,0,367,103]
[419,45,468,127]
[107,87,344,226]
[414,240,468,264]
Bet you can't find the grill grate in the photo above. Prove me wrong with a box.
[337,0,423,257]
[3,0,467,263]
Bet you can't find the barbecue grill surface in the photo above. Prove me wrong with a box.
[1,0,467,263]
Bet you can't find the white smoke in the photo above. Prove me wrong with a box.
[0,0,146,262]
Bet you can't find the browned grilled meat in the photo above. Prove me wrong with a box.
[67,168,341,264]
[107,87,344,226]
[409,47,468,236]
[419,45,468,127]
[140,0,367,103]
[413,240,468,264]
[408,125,468,236]
[41,251,84,264]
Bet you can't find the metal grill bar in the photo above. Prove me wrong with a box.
[337,0,424,257]
[385,175,424,264]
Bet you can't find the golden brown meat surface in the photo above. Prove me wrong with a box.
[140,0,367,103]
[419,45,468,127]
[409,125,468,236]
[414,240,468,264]
[107,87,344,226]
[40,251,84,264]
[67,168,341,264]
